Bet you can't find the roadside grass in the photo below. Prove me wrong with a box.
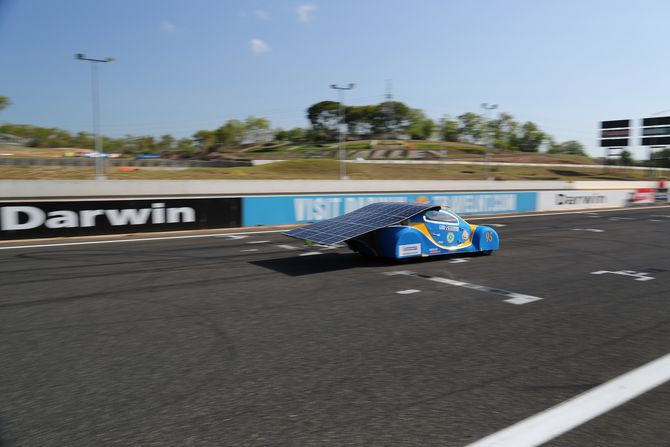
[0,143,598,166]
[0,159,658,181]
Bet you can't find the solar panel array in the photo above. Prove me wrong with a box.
[285,202,440,245]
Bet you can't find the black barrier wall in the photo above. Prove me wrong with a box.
[0,198,242,240]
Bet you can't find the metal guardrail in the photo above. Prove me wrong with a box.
[0,158,253,168]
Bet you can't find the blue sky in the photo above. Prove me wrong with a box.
[1,0,669,156]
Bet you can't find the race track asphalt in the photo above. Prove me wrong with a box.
[1,206,669,446]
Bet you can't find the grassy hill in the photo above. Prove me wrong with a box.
[0,159,655,181]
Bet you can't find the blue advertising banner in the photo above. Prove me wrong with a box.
[243,192,537,226]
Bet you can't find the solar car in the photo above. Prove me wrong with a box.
[285,202,499,259]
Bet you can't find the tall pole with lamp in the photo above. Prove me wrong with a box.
[330,83,355,180]
[76,53,114,180]
[481,103,498,180]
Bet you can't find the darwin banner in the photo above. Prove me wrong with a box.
[0,198,241,240]
[536,190,633,211]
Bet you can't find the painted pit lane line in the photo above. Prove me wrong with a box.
[0,229,287,251]
[275,244,298,250]
[467,352,670,447]
[384,271,542,305]
[1,204,668,252]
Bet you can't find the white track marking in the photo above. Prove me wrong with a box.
[384,271,542,305]
[384,270,414,276]
[240,248,259,252]
[2,205,668,251]
[467,352,670,447]
[448,258,470,264]
[571,228,604,233]
[0,230,286,251]
[649,219,662,222]
[591,270,654,281]
[247,240,270,244]
[503,295,543,305]
[218,234,249,239]
[276,244,298,250]
[488,223,507,227]
[396,289,421,295]
[299,252,322,256]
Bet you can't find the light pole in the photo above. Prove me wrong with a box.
[76,53,114,180]
[330,83,355,180]
[481,102,498,180]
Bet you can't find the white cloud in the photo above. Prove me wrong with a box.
[296,4,317,23]
[161,20,175,32]
[253,9,270,20]
[250,39,271,54]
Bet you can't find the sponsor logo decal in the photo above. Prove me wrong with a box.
[555,193,606,205]
[630,188,655,204]
[398,243,421,257]
[446,232,455,243]
[461,229,468,241]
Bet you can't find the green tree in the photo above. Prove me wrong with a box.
[307,101,341,141]
[244,116,271,132]
[457,112,485,143]
[652,148,670,168]
[134,136,157,153]
[547,139,586,156]
[102,136,124,153]
[371,101,412,137]
[242,116,272,144]
[345,105,375,137]
[439,116,461,142]
[620,149,634,166]
[158,134,176,151]
[405,109,435,140]
[489,112,518,149]
[275,129,289,141]
[215,119,246,148]
[193,130,217,152]
[0,96,11,112]
[516,121,545,152]
[73,131,94,149]
[286,127,306,142]
[177,138,197,156]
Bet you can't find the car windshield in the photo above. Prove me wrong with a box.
[424,210,458,224]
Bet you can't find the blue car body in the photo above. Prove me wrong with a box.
[346,207,499,259]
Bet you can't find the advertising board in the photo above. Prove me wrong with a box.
[0,198,242,240]
[242,192,537,226]
[537,190,632,211]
